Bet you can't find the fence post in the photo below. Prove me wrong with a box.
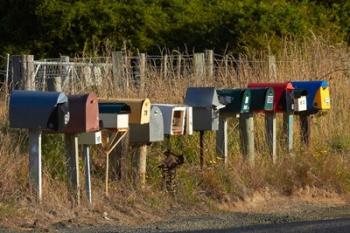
[268,55,277,80]
[60,56,70,92]
[112,51,124,89]
[176,53,182,79]
[139,53,146,96]
[11,55,35,90]
[5,53,10,97]
[162,54,168,79]
[205,50,214,79]
[193,53,205,79]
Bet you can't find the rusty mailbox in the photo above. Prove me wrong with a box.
[63,93,100,134]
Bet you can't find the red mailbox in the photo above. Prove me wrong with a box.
[63,93,100,133]
[248,82,294,112]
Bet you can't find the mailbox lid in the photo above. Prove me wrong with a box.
[9,90,68,129]
[99,98,150,124]
[217,89,251,114]
[64,93,100,133]
[249,87,274,112]
[98,103,131,114]
[184,87,224,110]
[291,81,330,111]
[248,82,293,112]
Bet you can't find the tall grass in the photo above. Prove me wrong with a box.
[0,37,349,226]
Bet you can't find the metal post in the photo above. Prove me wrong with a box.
[265,112,277,163]
[83,145,92,206]
[283,113,294,153]
[239,113,255,165]
[300,113,310,147]
[65,134,80,206]
[28,129,42,203]
[199,131,204,169]
[216,117,228,164]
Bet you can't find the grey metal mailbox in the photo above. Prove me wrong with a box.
[129,105,164,144]
[9,90,69,131]
[184,87,224,131]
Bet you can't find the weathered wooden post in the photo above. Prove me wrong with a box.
[139,53,146,96]
[162,54,168,79]
[216,117,228,164]
[137,145,147,188]
[283,112,294,153]
[240,113,255,164]
[112,51,124,89]
[193,53,205,80]
[268,55,277,80]
[265,113,277,163]
[205,50,214,79]
[176,53,182,79]
[60,56,70,91]
[11,55,35,90]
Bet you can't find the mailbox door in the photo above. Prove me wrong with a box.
[64,93,99,133]
[149,106,164,141]
[314,86,331,110]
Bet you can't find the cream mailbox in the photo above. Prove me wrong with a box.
[98,103,131,130]
[153,104,191,135]
[184,87,224,131]
[9,90,70,202]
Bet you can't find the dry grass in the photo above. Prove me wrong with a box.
[0,37,350,230]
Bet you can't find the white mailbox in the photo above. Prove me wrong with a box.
[78,131,102,145]
[154,104,187,135]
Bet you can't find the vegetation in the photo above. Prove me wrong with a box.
[0,0,349,57]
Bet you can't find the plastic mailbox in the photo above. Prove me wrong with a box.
[291,81,330,113]
[9,90,69,131]
[153,104,187,135]
[217,89,251,115]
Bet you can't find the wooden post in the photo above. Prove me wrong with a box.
[265,113,277,163]
[162,54,168,79]
[199,131,204,169]
[283,113,294,153]
[216,117,228,164]
[28,129,42,203]
[11,55,35,90]
[239,113,255,165]
[5,53,10,97]
[176,53,182,79]
[60,56,70,91]
[111,131,129,181]
[83,145,92,206]
[268,55,277,80]
[47,76,62,92]
[205,50,214,79]
[65,134,80,206]
[224,55,229,78]
[112,51,124,88]
[300,113,310,147]
[193,53,205,79]
[137,145,147,188]
[139,53,146,95]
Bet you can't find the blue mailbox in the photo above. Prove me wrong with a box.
[9,90,69,131]
[291,81,331,113]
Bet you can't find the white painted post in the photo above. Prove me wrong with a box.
[240,113,255,165]
[28,129,42,203]
[265,113,277,163]
[216,116,228,164]
[83,145,92,206]
[65,134,80,206]
[283,113,294,153]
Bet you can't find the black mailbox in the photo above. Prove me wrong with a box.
[217,89,251,115]
[9,90,69,131]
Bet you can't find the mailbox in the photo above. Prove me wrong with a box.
[78,131,102,145]
[292,89,308,112]
[63,93,100,134]
[291,81,330,113]
[99,98,151,124]
[248,87,274,112]
[184,87,224,131]
[154,104,187,135]
[248,83,294,112]
[129,105,164,144]
[98,103,131,130]
[9,90,69,131]
[217,89,251,115]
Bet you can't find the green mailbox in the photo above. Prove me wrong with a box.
[217,89,251,115]
[249,87,274,112]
